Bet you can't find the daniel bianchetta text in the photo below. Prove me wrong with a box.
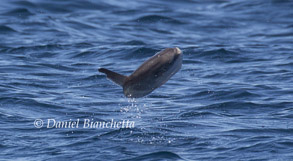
[44,119,135,129]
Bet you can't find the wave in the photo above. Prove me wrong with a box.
[197,48,239,59]
[134,15,185,24]
[121,151,183,161]
[6,44,67,54]
[3,8,34,18]
[120,47,159,60]
[122,40,146,46]
[0,97,66,110]
[179,111,219,118]
[0,25,17,34]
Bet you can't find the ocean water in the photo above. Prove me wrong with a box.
[0,0,293,160]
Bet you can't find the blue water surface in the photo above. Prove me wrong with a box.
[0,0,293,160]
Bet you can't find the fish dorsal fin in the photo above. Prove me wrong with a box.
[98,68,127,86]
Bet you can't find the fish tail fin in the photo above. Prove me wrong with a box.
[98,68,127,86]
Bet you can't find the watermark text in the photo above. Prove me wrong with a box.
[34,118,135,129]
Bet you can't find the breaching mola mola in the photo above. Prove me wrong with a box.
[99,47,182,98]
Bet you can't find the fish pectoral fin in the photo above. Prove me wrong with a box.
[98,68,127,86]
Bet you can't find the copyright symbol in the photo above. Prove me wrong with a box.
[34,119,43,128]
